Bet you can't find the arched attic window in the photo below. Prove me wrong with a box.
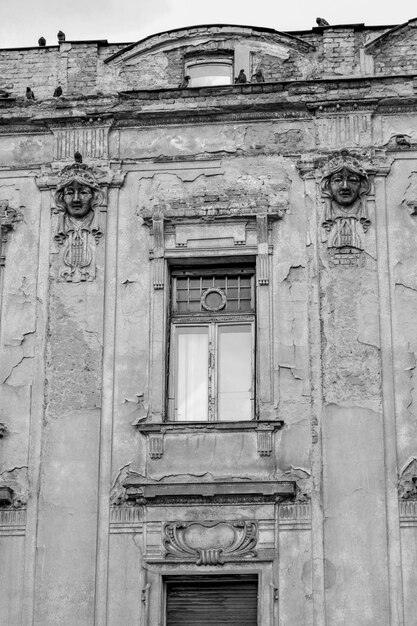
[184,50,234,87]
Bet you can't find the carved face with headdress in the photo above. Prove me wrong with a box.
[55,163,103,219]
[321,152,370,208]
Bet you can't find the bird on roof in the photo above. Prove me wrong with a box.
[251,69,265,83]
[235,69,247,84]
[178,75,191,89]
[0,89,10,99]
[53,86,63,97]
[38,37,46,47]
[395,134,411,148]
[57,30,66,43]
[74,152,83,163]
[316,17,330,26]
[26,87,35,100]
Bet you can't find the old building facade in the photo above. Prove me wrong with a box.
[1,17,417,626]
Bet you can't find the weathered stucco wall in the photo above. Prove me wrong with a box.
[1,18,417,626]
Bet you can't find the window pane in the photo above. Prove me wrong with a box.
[188,63,233,87]
[176,327,208,421]
[218,325,253,421]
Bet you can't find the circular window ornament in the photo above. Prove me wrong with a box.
[201,288,226,312]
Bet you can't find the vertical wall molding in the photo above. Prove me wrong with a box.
[21,178,52,625]
[374,166,405,626]
[94,169,126,626]
[299,166,326,626]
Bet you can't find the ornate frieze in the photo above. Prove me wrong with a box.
[320,150,371,265]
[0,508,26,537]
[49,119,112,161]
[54,161,104,282]
[163,521,258,565]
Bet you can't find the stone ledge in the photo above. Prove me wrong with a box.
[135,420,284,433]
[123,479,296,505]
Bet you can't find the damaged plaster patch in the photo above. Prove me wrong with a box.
[0,283,36,386]
[277,264,307,382]
[322,267,381,410]
[278,466,312,501]
[45,294,102,417]
[0,466,29,507]
[3,277,35,347]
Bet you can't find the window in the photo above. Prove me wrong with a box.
[165,575,258,626]
[168,266,255,422]
[185,56,233,87]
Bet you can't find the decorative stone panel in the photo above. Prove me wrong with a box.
[50,120,113,161]
[163,520,258,565]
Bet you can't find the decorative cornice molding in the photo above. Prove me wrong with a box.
[0,508,26,536]
[279,502,312,530]
[121,478,296,506]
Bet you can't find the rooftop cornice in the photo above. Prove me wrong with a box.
[0,76,417,132]
[104,23,315,64]
[365,17,417,53]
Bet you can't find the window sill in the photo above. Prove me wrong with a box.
[136,420,283,433]
[135,420,284,459]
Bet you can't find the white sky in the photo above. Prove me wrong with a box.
[0,0,416,48]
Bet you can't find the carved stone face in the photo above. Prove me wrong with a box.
[63,181,94,218]
[329,168,362,206]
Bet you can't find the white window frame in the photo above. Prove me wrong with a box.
[185,56,234,87]
[167,267,256,422]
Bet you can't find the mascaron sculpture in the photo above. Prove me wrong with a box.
[54,160,104,282]
[320,151,371,259]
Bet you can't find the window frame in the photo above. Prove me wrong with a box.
[184,52,234,88]
[167,266,256,422]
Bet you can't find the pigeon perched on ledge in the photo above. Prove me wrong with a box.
[53,86,63,97]
[251,69,265,83]
[74,152,83,163]
[57,30,65,43]
[38,37,46,47]
[26,86,35,100]
[178,75,190,88]
[395,134,411,148]
[235,69,247,84]
[316,17,330,26]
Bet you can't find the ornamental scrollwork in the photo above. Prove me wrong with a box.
[163,520,258,565]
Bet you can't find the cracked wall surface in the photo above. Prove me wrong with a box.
[1,18,417,626]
